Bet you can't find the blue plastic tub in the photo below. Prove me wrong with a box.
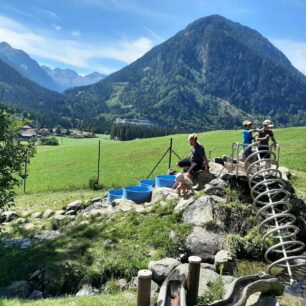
[107,189,123,204]
[123,186,152,204]
[155,175,176,188]
[139,179,155,188]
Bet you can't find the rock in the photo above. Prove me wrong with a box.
[20,223,35,231]
[204,178,228,197]
[76,284,97,297]
[129,276,159,295]
[134,205,146,213]
[192,170,216,189]
[148,258,181,284]
[151,188,179,206]
[79,220,90,226]
[214,250,235,274]
[0,280,29,298]
[117,278,128,290]
[65,209,77,216]
[185,227,226,262]
[118,203,133,212]
[20,240,32,249]
[32,212,43,218]
[182,195,215,226]
[43,209,54,219]
[28,290,43,300]
[54,210,65,215]
[15,218,26,224]
[209,162,229,177]
[29,270,42,281]
[53,214,66,221]
[66,200,82,211]
[113,199,136,206]
[92,197,102,203]
[169,230,176,240]
[1,211,18,222]
[279,166,291,181]
[174,197,195,213]
[34,230,61,241]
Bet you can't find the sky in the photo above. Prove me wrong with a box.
[0,0,305,76]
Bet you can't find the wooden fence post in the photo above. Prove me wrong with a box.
[187,256,201,306]
[137,269,152,306]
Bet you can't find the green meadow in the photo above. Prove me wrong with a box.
[20,126,306,196]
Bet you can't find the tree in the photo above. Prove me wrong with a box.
[0,105,35,208]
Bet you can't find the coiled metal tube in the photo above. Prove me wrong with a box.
[238,142,306,284]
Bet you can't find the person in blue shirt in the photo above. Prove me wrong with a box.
[242,120,254,158]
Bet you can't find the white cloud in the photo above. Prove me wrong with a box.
[0,14,153,70]
[272,38,306,75]
[40,9,60,20]
[71,30,80,37]
[52,24,61,31]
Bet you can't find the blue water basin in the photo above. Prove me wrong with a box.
[139,179,155,188]
[123,186,152,204]
[155,175,176,188]
[107,189,123,204]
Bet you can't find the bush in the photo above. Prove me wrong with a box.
[39,136,59,146]
[88,178,103,190]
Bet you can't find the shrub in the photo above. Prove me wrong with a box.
[39,136,59,146]
[88,178,103,190]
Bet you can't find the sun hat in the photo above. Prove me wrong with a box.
[243,120,253,127]
[263,119,274,127]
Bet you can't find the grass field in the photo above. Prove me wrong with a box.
[19,126,306,195]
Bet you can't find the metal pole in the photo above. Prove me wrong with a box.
[146,147,170,179]
[187,256,201,306]
[97,140,101,184]
[23,160,27,194]
[168,138,173,170]
[137,269,152,306]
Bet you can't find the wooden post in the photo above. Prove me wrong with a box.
[137,269,152,306]
[187,256,201,306]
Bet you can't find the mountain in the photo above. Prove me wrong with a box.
[42,66,105,91]
[66,15,306,132]
[0,58,67,127]
[0,42,59,91]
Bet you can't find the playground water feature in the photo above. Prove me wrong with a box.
[107,174,176,204]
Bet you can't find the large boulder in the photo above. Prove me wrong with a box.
[204,178,228,197]
[151,188,179,205]
[148,258,180,284]
[76,284,98,297]
[185,227,226,262]
[192,170,216,189]
[182,195,222,226]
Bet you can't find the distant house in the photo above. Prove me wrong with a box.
[20,125,37,140]
[38,128,50,136]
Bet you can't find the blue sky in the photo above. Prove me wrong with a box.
[0,0,305,75]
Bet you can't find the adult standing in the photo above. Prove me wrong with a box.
[242,120,254,158]
[176,133,209,179]
[255,119,277,159]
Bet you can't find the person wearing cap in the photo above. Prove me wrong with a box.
[242,120,254,158]
[176,133,209,178]
[255,119,277,159]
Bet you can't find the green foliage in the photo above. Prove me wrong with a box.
[0,200,192,294]
[88,178,103,190]
[198,276,225,305]
[227,226,273,259]
[39,136,59,146]
[110,124,172,141]
[0,105,35,208]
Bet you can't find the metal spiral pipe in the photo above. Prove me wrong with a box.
[242,142,306,284]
